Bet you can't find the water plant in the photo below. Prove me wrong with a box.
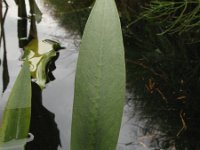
[1,0,126,149]
[0,61,31,150]
[132,0,200,35]
[71,0,125,149]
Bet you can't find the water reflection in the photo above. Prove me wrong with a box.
[125,21,200,149]
[16,0,60,89]
[25,82,61,150]
[43,0,93,35]
[14,1,61,148]
[46,52,59,83]
[1,1,61,149]
[4,0,200,149]
[0,2,9,93]
[0,133,33,150]
[15,1,61,148]
[16,0,28,48]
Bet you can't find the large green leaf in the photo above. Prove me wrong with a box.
[71,0,125,149]
[0,60,31,149]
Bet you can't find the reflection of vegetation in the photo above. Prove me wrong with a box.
[16,0,61,89]
[0,2,9,93]
[43,0,94,34]
[0,2,31,150]
[22,38,61,89]
[125,21,200,149]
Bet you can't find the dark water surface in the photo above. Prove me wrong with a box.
[1,0,200,150]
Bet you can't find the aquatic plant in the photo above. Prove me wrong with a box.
[0,61,31,150]
[133,0,200,35]
[71,0,125,149]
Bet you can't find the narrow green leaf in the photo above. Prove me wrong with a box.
[71,0,125,149]
[0,60,31,149]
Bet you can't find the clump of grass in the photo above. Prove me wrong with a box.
[128,0,200,35]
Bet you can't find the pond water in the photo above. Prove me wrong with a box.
[1,0,200,150]
[1,0,79,149]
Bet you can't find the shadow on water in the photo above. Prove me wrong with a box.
[125,20,200,149]
[25,82,61,150]
[0,2,9,94]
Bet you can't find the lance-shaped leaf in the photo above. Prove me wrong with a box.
[71,0,125,149]
[0,60,31,149]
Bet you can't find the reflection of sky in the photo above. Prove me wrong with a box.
[36,1,80,149]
